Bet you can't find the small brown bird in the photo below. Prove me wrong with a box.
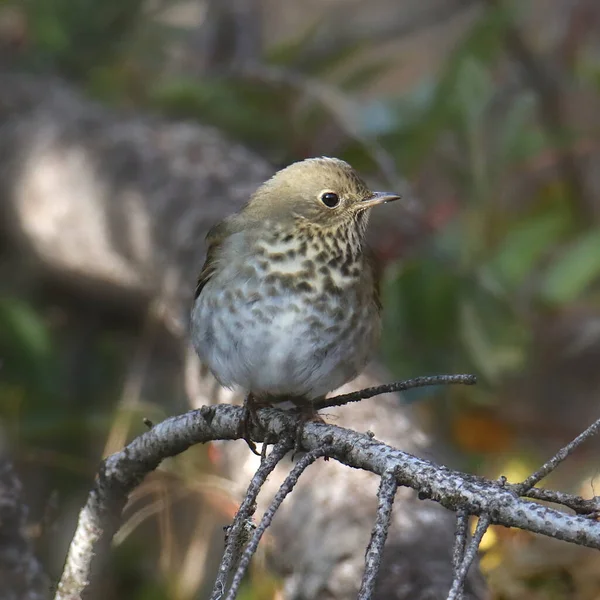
[191,157,400,442]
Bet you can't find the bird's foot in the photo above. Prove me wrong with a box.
[292,404,326,460]
[239,393,265,456]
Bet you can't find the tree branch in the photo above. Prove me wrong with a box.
[314,374,477,410]
[210,440,292,599]
[224,446,333,600]
[519,487,600,517]
[447,515,491,600]
[451,508,470,579]
[358,469,399,599]
[54,400,600,600]
[515,414,600,494]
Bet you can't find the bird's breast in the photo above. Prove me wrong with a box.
[191,230,380,399]
[251,231,368,296]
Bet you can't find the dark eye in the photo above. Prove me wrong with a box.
[320,191,340,208]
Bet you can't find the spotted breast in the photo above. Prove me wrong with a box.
[191,221,381,403]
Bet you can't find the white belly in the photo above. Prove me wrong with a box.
[191,275,378,400]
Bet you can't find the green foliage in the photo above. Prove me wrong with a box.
[22,0,145,78]
[381,4,510,174]
[487,209,570,290]
[14,0,597,415]
[494,92,539,165]
[149,20,395,162]
[377,1,597,404]
[7,0,600,596]
[0,293,125,437]
[382,257,463,377]
[540,231,600,306]
[151,77,296,156]
[0,296,52,375]
[454,57,494,131]
[0,296,58,423]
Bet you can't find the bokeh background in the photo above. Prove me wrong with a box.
[2,0,600,598]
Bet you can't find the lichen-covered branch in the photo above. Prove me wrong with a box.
[515,415,600,494]
[314,374,476,410]
[451,509,470,583]
[442,409,600,598]
[210,440,292,600]
[447,515,491,600]
[224,446,333,600]
[358,470,398,599]
[55,401,600,600]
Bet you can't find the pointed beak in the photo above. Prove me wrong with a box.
[361,191,402,209]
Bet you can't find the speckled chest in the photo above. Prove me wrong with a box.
[192,223,381,398]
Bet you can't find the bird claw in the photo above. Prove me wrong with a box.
[239,394,262,456]
[292,407,326,460]
[239,395,326,459]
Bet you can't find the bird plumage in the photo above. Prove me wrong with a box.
[191,157,400,403]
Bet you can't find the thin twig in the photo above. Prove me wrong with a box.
[314,374,477,411]
[224,446,332,600]
[518,487,600,517]
[515,415,600,494]
[451,508,470,575]
[358,469,399,599]
[447,514,490,600]
[210,440,292,600]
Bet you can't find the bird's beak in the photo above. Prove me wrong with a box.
[361,191,402,209]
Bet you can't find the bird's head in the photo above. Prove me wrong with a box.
[243,157,401,234]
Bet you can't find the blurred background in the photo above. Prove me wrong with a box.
[1,0,600,598]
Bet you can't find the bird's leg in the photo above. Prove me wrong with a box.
[292,400,326,460]
[240,393,263,456]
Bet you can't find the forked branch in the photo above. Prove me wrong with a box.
[357,469,399,600]
[54,376,600,600]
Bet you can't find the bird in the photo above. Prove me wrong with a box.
[191,157,401,451]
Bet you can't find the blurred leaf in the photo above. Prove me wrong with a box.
[383,6,508,173]
[496,91,537,165]
[0,296,59,412]
[460,301,499,381]
[299,40,368,77]
[454,57,493,128]
[27,5,68,54]
[339,58,392,92]
[488,211,569,289]
[397,260,461,343]
[381,257,463,377]
[151,77,290,150]
[266,21,321,66]
[540,231,600,305]
[267,21,368,78]
[24,0,145,79]
[459,296,527,383]
[0,297,51,361]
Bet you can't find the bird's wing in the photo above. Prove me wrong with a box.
[194,220,230,300]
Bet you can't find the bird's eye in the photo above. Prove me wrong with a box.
[320,191,340,208]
